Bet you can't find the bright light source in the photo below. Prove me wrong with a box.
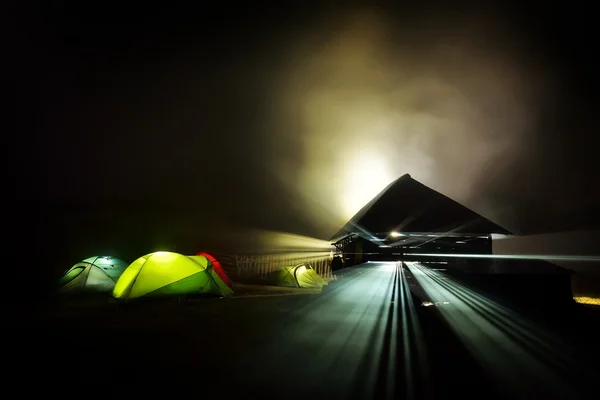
[421,300,450,307]
[390,231,402,237]
[339,151,395,220]
[379,245,391,248]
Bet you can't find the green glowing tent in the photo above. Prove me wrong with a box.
[113,251,233,300]
[57,256,128,294]
[266,263,328,288]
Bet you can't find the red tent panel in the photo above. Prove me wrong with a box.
[198,252,233,287]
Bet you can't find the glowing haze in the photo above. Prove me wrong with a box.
[259,9,550,239]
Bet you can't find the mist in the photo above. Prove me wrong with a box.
[19,4,598,269]
[253,9,555,238]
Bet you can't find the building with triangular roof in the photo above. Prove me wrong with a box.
[330,174,512,264]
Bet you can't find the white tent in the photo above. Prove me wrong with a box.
[57,256,127,294]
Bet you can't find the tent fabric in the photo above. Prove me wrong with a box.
[266,263,328,288]
[112,251,233,300]
[57,256,127,294]
[198,252,232,287]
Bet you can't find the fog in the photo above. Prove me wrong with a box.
[19,4,598,267]
[256,9,554,238]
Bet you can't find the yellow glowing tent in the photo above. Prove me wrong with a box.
[113,252,233,300]
[265,263,328,288]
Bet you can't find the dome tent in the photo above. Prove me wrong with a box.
[57,256,128,294]
[113,251,233,300]
[265,263,328,288]
[197,252,232,287]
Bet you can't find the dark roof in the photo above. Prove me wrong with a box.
[330,174,512,242]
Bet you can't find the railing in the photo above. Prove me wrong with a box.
[231,251,334,281]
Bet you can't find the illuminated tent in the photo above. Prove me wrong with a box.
[57,256,128,294]
[113,251,233,300]
[265,263,328,288]
[198,252,232,287]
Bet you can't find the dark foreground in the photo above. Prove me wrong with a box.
[7,262,600,399]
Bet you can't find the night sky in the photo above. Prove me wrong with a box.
[12,2,599,285]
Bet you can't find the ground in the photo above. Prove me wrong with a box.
[7,262,600,399]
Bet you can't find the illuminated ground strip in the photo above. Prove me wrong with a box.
[234,262,400,399]
[404,261,594,397]
[410,253,600,262]
[397,262,430,399]
[232,262,434,399]
[573,296,600,306]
